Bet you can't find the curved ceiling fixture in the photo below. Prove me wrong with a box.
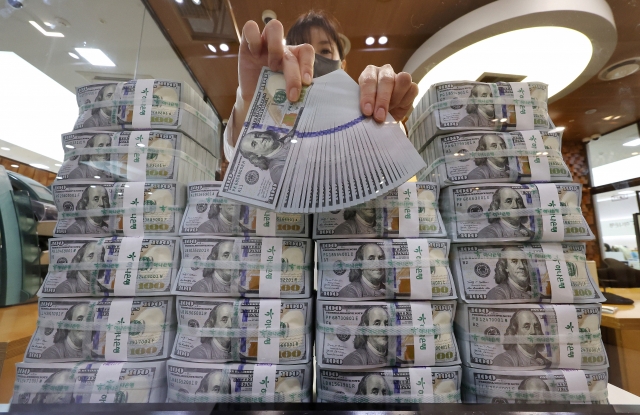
[404,0,617,107]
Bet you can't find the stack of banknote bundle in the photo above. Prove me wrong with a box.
[56,131,218,184]
[12,360,168,404]
[312,182,446,239]
[73,80,221,159]
[410,80,610,404]
[170,182,313,402]
[314,180,462,403]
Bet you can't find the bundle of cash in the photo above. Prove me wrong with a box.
[25,297,176,362]
[73,80,221,158]
[179,182,309,237]
[406,81,554,150]
[313,181,446,239]
[56,131,218,184]
[172,297,312,364]
[52,181,186,237]
[417,130,570,186]
[440,183,594,242]
[38,237,180,297]
[173,237,312,298]
[166,359,313,403]
[462,368,609,404]
[455,303,607,371]
[220,68,425,213]
[450,242,604,304]
[12,360,167,404]
[316,300,459,368]
[316,239,454,300]
[316,365,461,403]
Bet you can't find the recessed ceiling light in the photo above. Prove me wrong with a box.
[192,0,201,4]
[585,109,597,114]
[1,147,10,151]
[599,58,640,80]
[207,44,217,53]
[94,176,101,179]
[603,116,612,120]
[365,37,375,46]
[220,43,229,52]
[55,163,62,166]
[10,164,18,168]
[68,52,79,59]
[30,163,50,170]
[632,152,639,156]
[29,21,64,37]
[378,36,388,45]
[44,22,55,28]
[405,1,616,107]
[613,115,622,120]
[623,138,640,147]
[175,0,183,3]
[550,126,565,132]
[75,48,115,67]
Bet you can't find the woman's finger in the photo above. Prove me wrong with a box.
[358,65,379,117]
[291,43,315,85]
[263,19,285,70]
[373,64,396,122]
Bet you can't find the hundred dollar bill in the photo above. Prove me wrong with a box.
[25,297,176,362]
[418,130,570,186]
[317,300,459,368]
[172,297,312,364]
[407,81,554,150]
[53,182,186,237]
[450,242,605,303]
[440,183,594,242]
[180,182,309,237]
[57,131,217,184]
[52,182,116,237]
[317,365,461,403]
[166,359,312,403]
[173,237,312,298]
[455,303,607,371]
[38,237,179,297]
[462,368,609,404]
[313,182,446,239]
[12,360,167,404]
[73,80,221,159]
[316,239,454,300]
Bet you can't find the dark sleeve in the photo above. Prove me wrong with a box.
[338,283,360,298]
[342,350,365,366]
[269,162,284,184]
[486,286,507,300]
[55,280,74,294]
[477,224,499,239]
[65,222,83,234]
[41,344,63,360]
[467,167,487,180]
[189,345,208,359]
[492,352,515,367]
[191,279,210,293]
[333,221,354,235]
[458,115,477,127]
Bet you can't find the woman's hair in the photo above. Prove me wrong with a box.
[286,10,345,60]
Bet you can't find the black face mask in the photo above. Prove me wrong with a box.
[313,54,341,78]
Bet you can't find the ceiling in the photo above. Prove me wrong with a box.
[144,0,640,146]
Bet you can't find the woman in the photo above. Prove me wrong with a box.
[224,10,418,161]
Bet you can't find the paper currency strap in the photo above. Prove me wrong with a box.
[407,96,549,138]
[441,204,582,221]
[59,205,185,219]
[170,389,310,403]
[317,258,449,270]
[460,249,587,263]
[456,329,602,344]
[316,321,452,336]
[462,383,608,402]
[317,389,460,404]
[62,146,216,180]
[36,317,176,333]
[180,259,312,271]
[188,196,437,210]
[78,97,218,131]
[16,369,166,391]
[176,324,311,338]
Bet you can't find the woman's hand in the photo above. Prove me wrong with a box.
[358,64,419,123]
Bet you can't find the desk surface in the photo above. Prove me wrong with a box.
[601,288,640,330]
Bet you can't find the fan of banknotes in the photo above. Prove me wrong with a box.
[220,68,426,213]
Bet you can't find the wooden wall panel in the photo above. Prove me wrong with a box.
[562,141,602,266]
[0,156,57,187]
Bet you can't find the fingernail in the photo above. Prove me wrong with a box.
[303,73,312,84]
[364,103,372,115]
[289,88,299,101]
[376,108,385,120]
